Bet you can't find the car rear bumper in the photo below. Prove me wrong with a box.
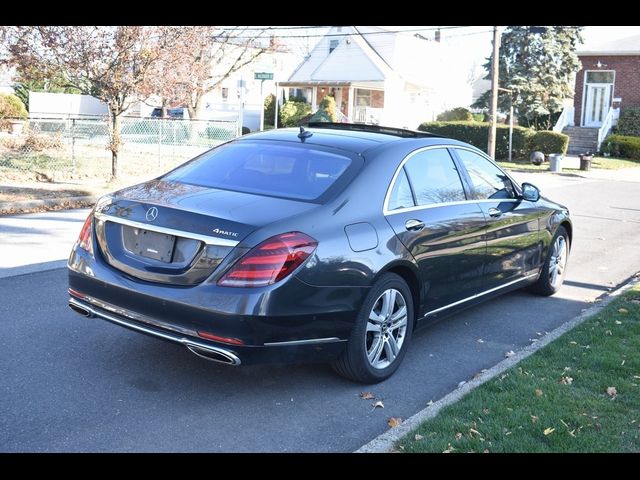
[68,247,367,365]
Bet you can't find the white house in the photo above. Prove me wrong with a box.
[279,26,473,129]
[0,66,15,95]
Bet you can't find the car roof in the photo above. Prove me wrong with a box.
[241,125,466,156]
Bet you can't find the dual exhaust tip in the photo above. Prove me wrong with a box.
[68,301,240,366]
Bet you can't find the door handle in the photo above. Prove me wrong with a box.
[488,207,502,218]
[405,219,425,231]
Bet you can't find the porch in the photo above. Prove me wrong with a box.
[278,81,385,124]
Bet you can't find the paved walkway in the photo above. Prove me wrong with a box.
[0,209,89,278]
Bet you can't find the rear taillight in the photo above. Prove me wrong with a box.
[77,212,94,254]
[217,232,317,287]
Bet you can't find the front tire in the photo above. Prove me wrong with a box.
[332,273,414,383]
[530,226,570,296]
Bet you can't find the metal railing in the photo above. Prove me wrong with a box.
[552,105,574,133]
[597,107,615,151]
[0,116,238,179]
[354,107,383,125]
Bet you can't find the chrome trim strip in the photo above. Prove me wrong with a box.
[421,273,538,317]
[94,212,239,247]
[68,297,241,366]
[382,144,522,216]
[263,337,344,347]
[385,198,519,216]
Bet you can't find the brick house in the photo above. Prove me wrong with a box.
[279,26,472,129]
[560,34,640,154]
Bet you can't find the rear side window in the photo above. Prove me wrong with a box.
[388,169,415,211]
[402,148,466,206]
[164,141,353,201]
[455,149,516,200]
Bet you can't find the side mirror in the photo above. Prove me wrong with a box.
[521,182,540,202]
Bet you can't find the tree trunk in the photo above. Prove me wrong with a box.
[110,110,121,179]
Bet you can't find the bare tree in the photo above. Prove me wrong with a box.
[3,26,180,178]
[167,27,275,120]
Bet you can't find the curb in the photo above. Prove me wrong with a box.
[0,195,96,215]
[354,273,640,453]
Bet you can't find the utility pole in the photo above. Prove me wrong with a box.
[487,26,500,158]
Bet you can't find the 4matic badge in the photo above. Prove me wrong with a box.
[212,228,239,237]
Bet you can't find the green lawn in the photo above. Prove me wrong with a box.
[498,156,640,172]
[398,283,640,453]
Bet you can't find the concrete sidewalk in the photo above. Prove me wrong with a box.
[0,208,90,278]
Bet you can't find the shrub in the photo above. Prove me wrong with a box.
[600,134,640,160]
[0,93,28,131]
[417,121,534,159]
[616,107,640,137]
[526,130,569,155]
[280,101,312,127]
[436,107,473,122]
[472,112,486,122]
[241,126,251,135]
[22,131,64,151]
[264,93,277,127]
[309,95,337,123]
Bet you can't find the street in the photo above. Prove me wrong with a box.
[2,172,640,452]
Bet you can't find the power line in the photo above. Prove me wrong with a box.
[213,26,475,40]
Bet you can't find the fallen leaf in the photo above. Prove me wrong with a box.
[426,400,434,406]
[458,381,466,388]
[615,320,622,325]
[388,417,402,428]
[560,419,569,428]
[442,443,455,453]
[559,376,574,385]
[569,341,578,345]
[454,432,463,440]
[483,408,490,415]
[414,434,423,441]
[483,449,490,453]
[531,415,539,423]
[605,330,613,336]
[621,360,625,366]
[359,392,375,400]
[536,332,543,336]
[606,387,617,398]
[569,429,576,437]
[543,427,555,436]
[469,428,482,437]
[634,376,640,380]
[618,308,628,314]
[477,338,484,343]
[535,389,544,397]
[372,400,384,410]
[630,299,640,304]
[505,350,516,358]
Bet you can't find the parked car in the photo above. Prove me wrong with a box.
[68,123,572,383]
[150,107,189,119]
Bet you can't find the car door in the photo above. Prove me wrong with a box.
[451,147,542,290]
[384,147,487,313]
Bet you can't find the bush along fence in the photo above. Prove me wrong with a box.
[0,116,238,179]
[417,121,569,159]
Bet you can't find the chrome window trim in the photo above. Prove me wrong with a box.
[383,144,521,216]
[263,337,344,346]
[421,273,538,317]
[94,212,239,247]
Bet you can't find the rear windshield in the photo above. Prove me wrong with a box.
[164,141,353,201]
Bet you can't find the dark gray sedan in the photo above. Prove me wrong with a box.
[68,123,571,383]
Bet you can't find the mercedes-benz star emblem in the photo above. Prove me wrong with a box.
[145,207,158,222]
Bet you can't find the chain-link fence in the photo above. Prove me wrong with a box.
[0,116,238,179]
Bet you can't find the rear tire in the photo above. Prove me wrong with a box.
[332,273,414,383]
[530,226,570,296]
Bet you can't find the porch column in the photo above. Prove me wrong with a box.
[311,87,318,111]
[348,86,355,121]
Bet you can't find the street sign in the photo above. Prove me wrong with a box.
[254,72,274,80]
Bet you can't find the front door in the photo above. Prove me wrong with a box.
[384,147,487,313]
[452,148,543,290]
[584,83,611,127]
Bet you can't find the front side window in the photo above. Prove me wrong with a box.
[455,149,516,200]
[402,148,467,206]
[164,141,353,202]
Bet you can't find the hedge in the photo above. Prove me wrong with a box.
[526,130,569,155]
[280,101,312,127]
[417,121,534,159]
[600,134,640,160]
[616,107,640,137]
[436,107,473,122]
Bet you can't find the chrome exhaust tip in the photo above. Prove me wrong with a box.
[185,344,241,366]
[69,302,92,318]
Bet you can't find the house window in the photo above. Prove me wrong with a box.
[355,89,372,107]
[329,39,339,54]
[586,71,615,84]
[221,87,229,101]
